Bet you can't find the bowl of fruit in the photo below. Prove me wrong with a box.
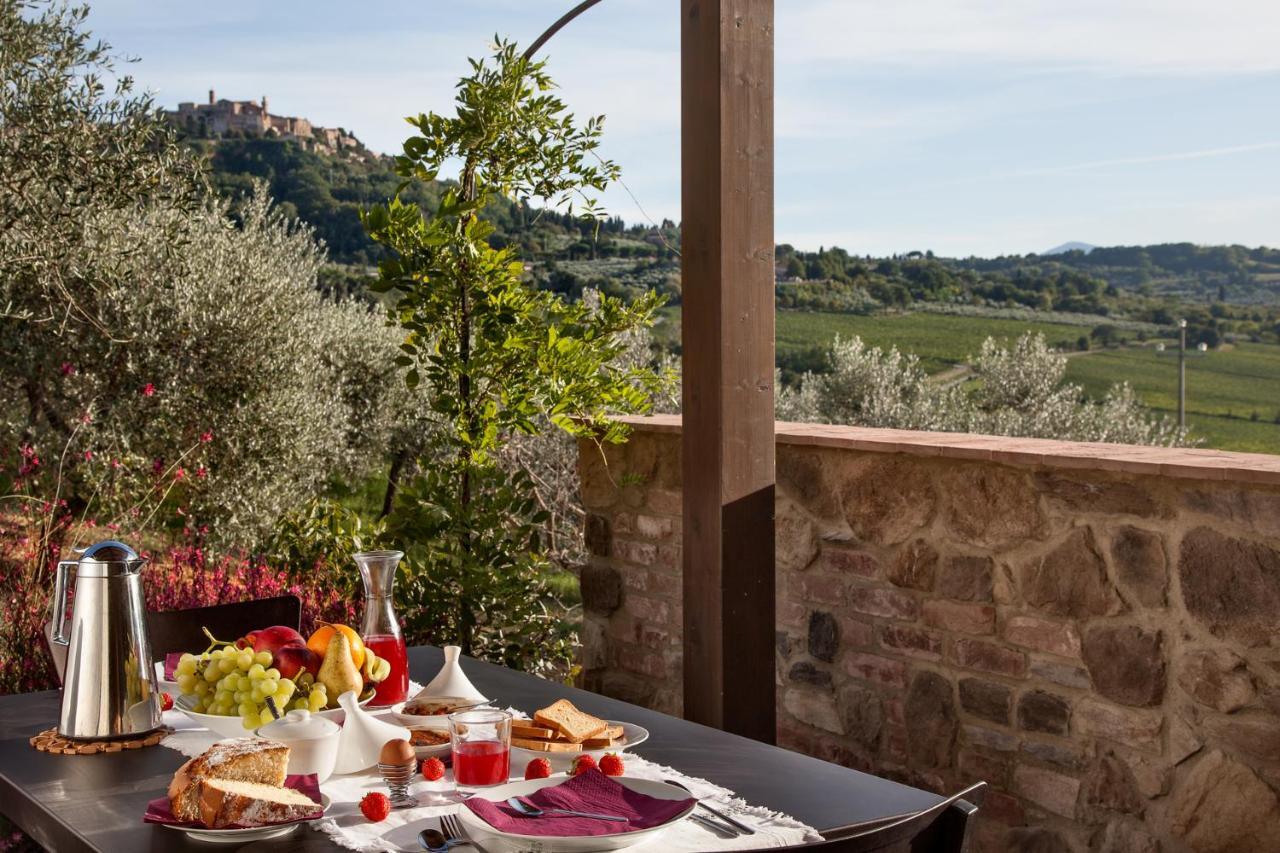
[172,623,392,738]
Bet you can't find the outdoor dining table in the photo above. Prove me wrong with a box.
[0,645,942,852]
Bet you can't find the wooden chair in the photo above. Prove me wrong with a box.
[705,782,985,853]
[146,595,302,661]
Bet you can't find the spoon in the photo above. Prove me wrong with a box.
[418,828,470,851]
[505,796,628,822]
[662,779,756,835]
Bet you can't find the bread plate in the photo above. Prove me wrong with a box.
[161,794,329,844]
[408,724,453,759]
[392,695,490,727]
[175,693,371,739]
[510,721,648,772]
[456,778,691,852]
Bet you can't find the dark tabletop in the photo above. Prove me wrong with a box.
[0,646,939,852]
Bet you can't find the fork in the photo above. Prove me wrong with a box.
[440,813,470,846]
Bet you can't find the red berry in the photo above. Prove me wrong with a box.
[569,754,598,777]
[160,692,174,712]
[421,757,445,781]
[524,757,552,780]
[599,753,625,777]
[359,792,391,822]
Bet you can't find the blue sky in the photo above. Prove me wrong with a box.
[87,0,1280,257]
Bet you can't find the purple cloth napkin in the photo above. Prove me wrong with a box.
[143,773,323,828]
[464,769,695,837]
[163,652,183,681]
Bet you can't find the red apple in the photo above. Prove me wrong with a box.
[240,625,306,656]
[273,644,322,680]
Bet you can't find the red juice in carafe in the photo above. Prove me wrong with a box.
[364,634,408,706]
[453,740,510,787]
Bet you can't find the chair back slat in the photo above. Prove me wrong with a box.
[146,595,302,661]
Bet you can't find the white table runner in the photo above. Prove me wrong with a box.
[159,705,821,852]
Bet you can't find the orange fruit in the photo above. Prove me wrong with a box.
[307,623,366,669]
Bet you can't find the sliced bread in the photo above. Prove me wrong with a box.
[532,699,608,744]
[168,739,290,822]
[196,778,322,828]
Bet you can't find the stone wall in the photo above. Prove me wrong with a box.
[577,416,1280,853]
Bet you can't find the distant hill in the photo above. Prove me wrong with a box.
[1043,241,1096,255]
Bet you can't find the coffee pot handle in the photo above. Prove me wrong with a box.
[49,560,77,645]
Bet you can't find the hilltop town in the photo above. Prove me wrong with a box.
[165,90,369,159]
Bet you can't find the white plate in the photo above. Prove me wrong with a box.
[407,725,453,760]
[161,795,329,844]
[392,696,490,727]
[455,777,693,852]
[510,722,649,772]
[175,693,372,739]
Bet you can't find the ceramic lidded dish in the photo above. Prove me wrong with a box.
[332,690,411,775]
[256,709,341,783]
[394,644,489,726]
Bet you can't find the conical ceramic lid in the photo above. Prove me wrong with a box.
[332,691,410,775]
[413,645,487,703]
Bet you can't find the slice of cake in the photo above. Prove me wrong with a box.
[196,779,322,828]
[168,739,290,822]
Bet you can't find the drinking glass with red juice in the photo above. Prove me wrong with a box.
[450,709,512,791]
[354,550,408,706]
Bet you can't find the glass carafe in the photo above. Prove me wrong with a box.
[355,550,409,707]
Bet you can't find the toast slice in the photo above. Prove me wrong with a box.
[511,721,559,740]
[582,726,626,749]
[512,736,582,753]
[196,778,321,828]
[533,699,607,744]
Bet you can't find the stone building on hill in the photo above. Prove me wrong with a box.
[165,89,364,157]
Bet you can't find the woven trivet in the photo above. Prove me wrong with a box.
[30,726,172,755]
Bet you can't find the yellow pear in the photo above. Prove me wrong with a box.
[318,631,363,699]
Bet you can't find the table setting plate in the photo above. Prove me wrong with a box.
[455,775,694,852]
[510,721,648,772]
[158,793,330,843]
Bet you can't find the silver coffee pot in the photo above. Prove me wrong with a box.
[45,540,161,739]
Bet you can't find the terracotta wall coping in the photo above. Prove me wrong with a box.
[613,414,1280,486]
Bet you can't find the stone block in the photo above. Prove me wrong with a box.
[1021,739,1087,770]
[848,586,918,620]
[584,514,611,556]
[1170,749,1280,853]
[1177,647,1255,713]
[1179,526,1280,647]
[959,677,1013,725]
[923,600,996,635]
[1031,659,1092,689]
[877,624,943,660]
[950,638,1027,678]
[959,748,1010,787]
[776,446,843,521]
[808,610,840,663]
[647,487,681,515]
[776,497,820,572]
[1020,527,1123,619]
[580,564,623,614]
[612,538,657,567]
[905,670,957,769]
[783,687,844,735]
[888,539,938,591]
[1203,711,1280,764]
[1014,764,1080,819]
[839,457,938,545]
[1017,690,1071,735]
[1074,698,1162,751]
[633,513,674,540]
[838,616,875,648]
[943,464,1045,548]
[795,573,846,605]
[844,652,909,689]
[1003,614,1082,659]
[1083,750,1145,816]
[963,723,1019,752]
[936,554,995,602]
[1110,526,1168,608]
[1096,820,1160,853]
[1082,624,1166,708]
[839,684,884,750]
[819,546,881,578]
[1034,471,1164,518]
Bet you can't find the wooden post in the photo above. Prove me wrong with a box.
[680,0,776,743]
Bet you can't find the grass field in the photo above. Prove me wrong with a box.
[655,307,1280,454]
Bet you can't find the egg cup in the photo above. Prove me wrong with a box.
[377,761,419,808]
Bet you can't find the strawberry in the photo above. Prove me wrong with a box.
[359,791,391,822]
[598,752,625,777]
[421,757,445,781]
[159,692,174,712]
[524,757,552,780]
[569,754,598,777]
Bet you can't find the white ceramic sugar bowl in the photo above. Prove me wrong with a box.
[257,709,341,783]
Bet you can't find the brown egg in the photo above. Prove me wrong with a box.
[379,738,414,766]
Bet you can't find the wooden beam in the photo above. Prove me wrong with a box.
[680,0,776,743]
